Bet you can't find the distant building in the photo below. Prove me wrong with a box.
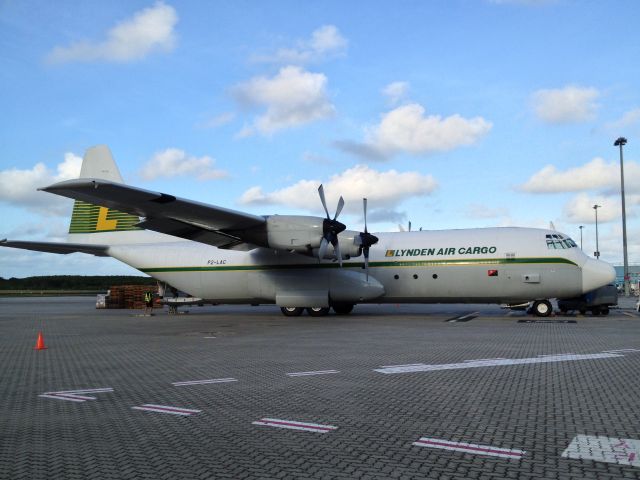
[613,265,640,293]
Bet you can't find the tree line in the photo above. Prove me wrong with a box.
[0,276,156,291]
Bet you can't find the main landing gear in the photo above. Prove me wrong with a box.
[530,299,553,317]
[280,304,355,317]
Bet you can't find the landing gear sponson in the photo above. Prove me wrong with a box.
[280,304,355,317]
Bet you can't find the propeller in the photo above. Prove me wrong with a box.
[357,198,379,279]
[317,185,346,265]
[398,221,411,232]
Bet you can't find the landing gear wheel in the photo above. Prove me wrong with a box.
[332,303,354,315]
[280,307,304,317]
[532,300,552,317]
[307,307,330,317]
[601,306,610,316]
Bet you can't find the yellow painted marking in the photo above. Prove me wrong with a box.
[96,207,118,231]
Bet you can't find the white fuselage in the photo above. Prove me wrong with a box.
[104,227,615,306]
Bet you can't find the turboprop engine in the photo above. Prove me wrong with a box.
[260,186,379,276]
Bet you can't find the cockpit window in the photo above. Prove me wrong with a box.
[546,234,577,249]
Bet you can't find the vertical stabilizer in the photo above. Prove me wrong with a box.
[79,145,124,182]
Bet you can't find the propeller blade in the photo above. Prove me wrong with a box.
[408,221,412,232]
[318,237,329,261]
[334,196,344,220]
[332,236,343,267]
[363,245,369,280]
[363,198,368,233]
[318,185,330,219]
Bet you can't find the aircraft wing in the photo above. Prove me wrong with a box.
[1,239,110,256]
[41,179,266,249]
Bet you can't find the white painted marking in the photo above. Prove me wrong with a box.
[413,437,525,459]
[623,312,637,318]
[131,404,201,416]
[252,418,337,433]
[562,434,640,467]
[39,387,114,402]
[602,348,640,353]
[375,352,623,374]
[171,378,237,386]
[447,311,480,322]
[286,370,340,377]
[203,336,217,338]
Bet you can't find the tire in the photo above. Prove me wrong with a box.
[332,303,354,315]
[579,309,586,315]
[280,306,304,317]
[532,300,552,317]
[601,306,610,315]
[591,307,601,316]
[307,307,330,317]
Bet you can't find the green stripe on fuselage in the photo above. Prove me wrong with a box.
[139,257,578,273]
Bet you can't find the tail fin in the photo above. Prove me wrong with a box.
[68,146,141,236]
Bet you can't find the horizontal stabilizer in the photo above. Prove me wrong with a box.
[41,178,266,248]
[0,239,109,256]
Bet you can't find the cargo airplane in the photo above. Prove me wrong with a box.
[1,146,616,317]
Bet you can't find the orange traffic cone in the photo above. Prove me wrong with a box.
[34,331,47,350]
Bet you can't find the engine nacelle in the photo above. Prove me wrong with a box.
[311,230,363,260]
[265,215,325,252]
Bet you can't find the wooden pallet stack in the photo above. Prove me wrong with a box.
[106,285,157,309]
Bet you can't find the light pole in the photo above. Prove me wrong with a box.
[593,205,601,259]
[579,225,584,250]
[614,137,629,297]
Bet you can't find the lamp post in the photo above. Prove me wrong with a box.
[579,225,584,250]
[614,137,629,297]
[593,205,601,259]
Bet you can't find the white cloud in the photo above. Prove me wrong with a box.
[140,148,227,181]
[46,2,178,64]
[382,81,409,105]
[252,25,347,64]
[464,203,509,220]
[382,82,409,105]
[0,153,81,213]
[520,157,640,194]
[531,85,600,124]
[606,108,640,131]
[196,112,236,129]
[239,164,438,219]
[562,193,619,224]
[337,103,492,160]
[233,66,335,135]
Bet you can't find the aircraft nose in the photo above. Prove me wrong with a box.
[582,258,616,293]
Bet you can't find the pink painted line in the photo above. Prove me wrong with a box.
[131,404,201,416]
[51,387,113,394]
[252,417,337,433]
[53,393,97,401]
[171,378,237,386]
[286,370,340,377]
[39,394,86,403]
[413,437,525,459]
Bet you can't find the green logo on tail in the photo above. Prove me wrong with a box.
[69,200,140,233]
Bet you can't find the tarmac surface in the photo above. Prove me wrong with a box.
[1,296,639,480]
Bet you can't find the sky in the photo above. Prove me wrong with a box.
[1,0,640,278]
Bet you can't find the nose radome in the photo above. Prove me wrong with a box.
[582,258,616,293]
